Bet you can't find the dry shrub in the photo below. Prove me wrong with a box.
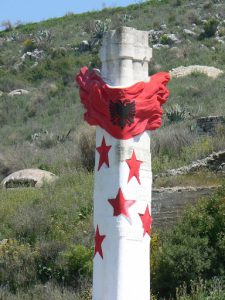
[151,122,196,158]
[0,283,89,300]
[76,124,96,171]
[10,202,51,243]
[0,150,26,181]
[186,10,201,25]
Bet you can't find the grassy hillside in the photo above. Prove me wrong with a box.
[0,0,225,177]
[0,0,225,299]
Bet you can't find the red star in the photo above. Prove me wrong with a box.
[126,150,143,184]
[96,137,112,171]
[94,225,106,259]
[108,188,136,220]
[139,206,153,237]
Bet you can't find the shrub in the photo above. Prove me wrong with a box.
[165,104,187,123]
[151,122,196,173]
[10,202,51,244]
[1,20,13,31]
[37,241,65,283]
[151,186,225,298]
[76,125,95,171]
[89,19,111,50]
[23,39,37,52]
[160,34,172,45]
[35,30,53,50]
[199,18,219,39]
[218,26,225,37]
[176,278,225,300]
[0,239,38,291]
[61,244,93,286]
[32,130,58,149]
[93,19,111,40]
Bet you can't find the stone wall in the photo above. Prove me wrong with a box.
[152,186,217,229]
[197,116,225,135]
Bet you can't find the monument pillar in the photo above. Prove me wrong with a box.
[76,26,170,300]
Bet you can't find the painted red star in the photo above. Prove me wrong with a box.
[94,225,106,259]
[96,136,112,171]
[139,206,153,237]
[108,188,136,220]
[126,150,143,184]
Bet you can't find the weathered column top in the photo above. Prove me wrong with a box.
[99,27,152,86]
[76,26,170,139]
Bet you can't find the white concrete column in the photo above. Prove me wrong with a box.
[93,27,152,300]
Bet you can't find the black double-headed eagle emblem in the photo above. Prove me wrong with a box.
[109,99,136,129]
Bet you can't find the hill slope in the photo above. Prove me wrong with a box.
[0,0,225,177]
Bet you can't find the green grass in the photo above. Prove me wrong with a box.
[0,170,93,243]
[0,0,225,175]
[154,171,224,188]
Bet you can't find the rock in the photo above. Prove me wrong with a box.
[160,24,167,30]
[220,163,225,172]
[1,169,58,188]
[215,37,225,44]
[0,91,4,97]
[165,33,181,44]
[31,62,39,68]
[0,239,8,245]
[79,40,90,52]
[183,29,196,36]
[170,65,223,79]
[197,116,225,135]
[21,49,44,61]
[8,89,30,96]
[148,30,163,44]
[153,43,169,49]
[154,150,225,179]
[152,186,217,228]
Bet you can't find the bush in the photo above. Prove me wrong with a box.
[151,186,225,298]
[160,34,172,45]
[165,104,187,123]
[199,18,219,39]
[23,39,37,52]
[176,278,225,300]
[76,125,95,171]
[1,20,13,31]
[61,244,93,286]
[218,26,225,37]
[0,239,38,291]
[9,202,51,244]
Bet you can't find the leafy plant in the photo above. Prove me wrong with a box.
[61,245,93,286]
[160,34,172,45]
[0,239,38,291]
[89,19,111,50]
[166,104,187,123]
[152,186,225,298]
[199,18,219,39]
[23,39,37,52]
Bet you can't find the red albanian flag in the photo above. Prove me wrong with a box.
[76,67,170,140]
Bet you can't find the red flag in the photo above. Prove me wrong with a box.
[76,67,170,140]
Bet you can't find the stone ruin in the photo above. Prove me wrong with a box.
[197,116,225,135]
